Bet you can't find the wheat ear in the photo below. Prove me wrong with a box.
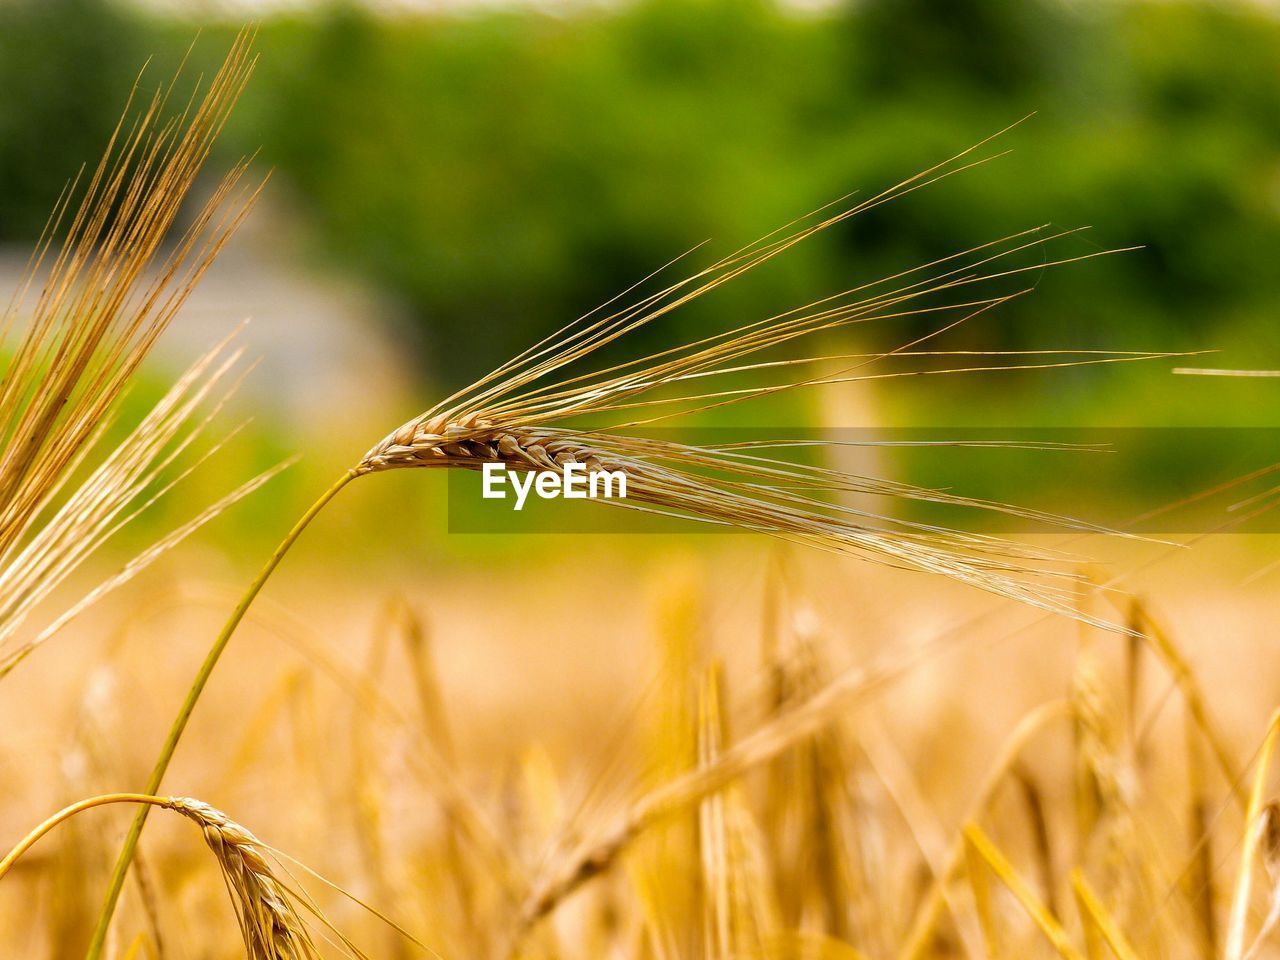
[102,123,1156,946]
[2,795,321,960]
[166,797,323,960]
[0,29,261,566]
[88,470,354,959]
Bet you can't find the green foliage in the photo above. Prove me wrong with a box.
[3,0,1279,408]
[0,0,142,237]
[225,0,1280,392]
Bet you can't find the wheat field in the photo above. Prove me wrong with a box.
[3,30,1280,960]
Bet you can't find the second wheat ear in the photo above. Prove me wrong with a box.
[4,794,326,960]
[94,106,1158,951]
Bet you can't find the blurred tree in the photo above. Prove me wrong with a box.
[0,0,142,238]
[1,0,1277,413]
[855,0,1071,97]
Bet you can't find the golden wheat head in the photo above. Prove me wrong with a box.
[356,130,1162,624]
[166,797,322,960]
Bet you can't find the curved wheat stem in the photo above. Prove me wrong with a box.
[3,794,321,960]
[87,469,355,960]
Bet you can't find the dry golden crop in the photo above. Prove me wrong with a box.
[1,31,1276,960]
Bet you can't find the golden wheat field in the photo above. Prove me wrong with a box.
[5,23,1280,960]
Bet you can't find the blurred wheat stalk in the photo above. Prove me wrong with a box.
[0,31,272,685]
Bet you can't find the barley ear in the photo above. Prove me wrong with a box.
[166,797,322,960]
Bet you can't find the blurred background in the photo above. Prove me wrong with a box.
[2,0,1279,550]
[3,4,1280,954]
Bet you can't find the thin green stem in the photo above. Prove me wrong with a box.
[85,469,357,960]
[0,794,172,882]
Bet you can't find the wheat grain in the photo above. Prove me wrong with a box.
[164,797,322,960]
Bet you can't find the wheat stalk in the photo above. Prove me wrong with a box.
[0,794,321,960]
[0,30,281,957]
[0,24,270,682]
[511,639,941,941]
[347,128,1172,622]
[101,114,1161,944]
[1227,710,1280,960]
[0,29,260,562]
[356,261,1158,620]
